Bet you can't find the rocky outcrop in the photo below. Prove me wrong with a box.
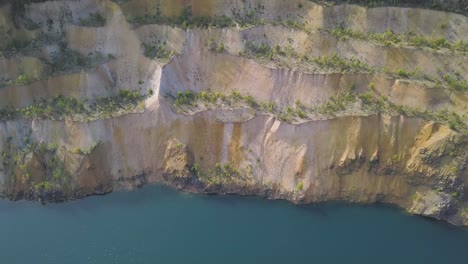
[0,0,467,226]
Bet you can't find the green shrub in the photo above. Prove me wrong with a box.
[397,68,410,78]
[209,39,226,53]
[245,95,256,106]
[191,163,201,178]
[142,43,174,60]
[296,109,307,118]
[217,43,225,53]
[200,91,208,101]
[268,102,275,112]
[34,181,52,191]
[245,41,273,59]
[296,182,304,191]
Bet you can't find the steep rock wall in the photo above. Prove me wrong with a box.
[0,0,466,226]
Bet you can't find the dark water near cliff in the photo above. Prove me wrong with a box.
[0,186,467,264]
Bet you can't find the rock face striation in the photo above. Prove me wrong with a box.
[0,0,467,226]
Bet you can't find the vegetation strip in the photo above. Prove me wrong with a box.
[238,41,375,74]
[322,26,468,54]
[233,41,467,92]
[0,90,147,121]
[128,6,308,31]
[309,0,468,16]
[126,4,466,54]
[0,43,113,88]
[170,90,467,134]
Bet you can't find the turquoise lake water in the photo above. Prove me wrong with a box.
[0,185,467,264]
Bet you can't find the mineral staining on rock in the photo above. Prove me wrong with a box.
[0,0,467,226]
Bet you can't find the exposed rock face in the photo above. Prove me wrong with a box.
[409,190,457,219]
[0,0,467,226]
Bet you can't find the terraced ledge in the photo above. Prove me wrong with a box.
[127,5,309,31]
[0,90,148,122]
[124,0,467,29]
[127,8,466,55]
[237,43,374,73]
[0,50,114,89]
[168,90,468,134]
[321,26,468,55]
[311,0,468,16]
[231,42,468,92]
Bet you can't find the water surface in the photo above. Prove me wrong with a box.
[0,185,467,263]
